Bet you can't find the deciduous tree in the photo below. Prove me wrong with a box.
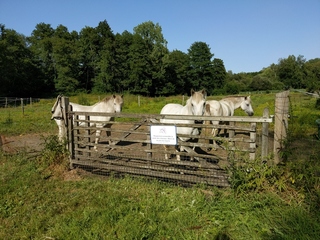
[188,41,214,92]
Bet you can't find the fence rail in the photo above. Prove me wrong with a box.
[60,96,274,187]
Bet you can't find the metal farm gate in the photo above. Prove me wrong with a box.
[62,98,273,187]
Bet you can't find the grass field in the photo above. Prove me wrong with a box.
[1,91,320,239]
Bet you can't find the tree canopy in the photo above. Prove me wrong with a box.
[0,21,319,97]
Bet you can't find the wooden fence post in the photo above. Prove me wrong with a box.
[20,98,24,115]
[61,96,70,148]
[274,90,290,164]
[63,97,75,169]
[261,108,269,161]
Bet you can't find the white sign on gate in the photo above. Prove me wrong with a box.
[150,125,177,145]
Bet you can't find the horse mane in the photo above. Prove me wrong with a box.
[185,98,192,106]
[224,95,247,99]
[101,96,112,102]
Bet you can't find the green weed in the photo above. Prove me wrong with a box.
[1,92,320,239]
[3,112,13,125]
[229,157,283,193]
[36,135,69,179]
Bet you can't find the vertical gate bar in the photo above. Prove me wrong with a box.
[147,118,152,177]
[261,108,269,161]
[76,112,81,159]
[63,97,75,169]
[86,114,90,157]
[250,122,257,160]
[228,121,235,160]
[147,118,152,160]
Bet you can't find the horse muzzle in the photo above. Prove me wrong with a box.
[51,116,63,120]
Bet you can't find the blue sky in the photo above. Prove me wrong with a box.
[1,0,319,73]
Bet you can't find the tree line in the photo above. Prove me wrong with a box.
[0,20,319,97]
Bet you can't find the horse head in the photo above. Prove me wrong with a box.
[189,89,207,115]
[51,95,63,120]
[240,96,254,116]
[112,94,124,113]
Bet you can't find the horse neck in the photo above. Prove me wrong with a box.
[99,97,114,110]
[180,102,191,115]
[182,98,196,115]
[224,97,244,110]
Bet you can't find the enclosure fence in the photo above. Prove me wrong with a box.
[56,95,286,187]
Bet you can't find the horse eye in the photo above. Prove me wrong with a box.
[247,104,249,107]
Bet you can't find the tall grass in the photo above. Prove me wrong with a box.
[1,92,320,239]
[0,98,57,136]
[0,92,276,136]
[1,145,320,239]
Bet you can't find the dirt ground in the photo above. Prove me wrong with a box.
[0,133,86,181]
[1,133,46,154]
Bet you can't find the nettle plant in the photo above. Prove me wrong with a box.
[228,156,287,193]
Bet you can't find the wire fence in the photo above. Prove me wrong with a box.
[0,97,41,116]
[0,97,40,108]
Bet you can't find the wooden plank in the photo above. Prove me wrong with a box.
[74,155,227,177]
[71,158,230,187]
[74,146,224,167]
[71,111,272,123]
[67,102,273,187]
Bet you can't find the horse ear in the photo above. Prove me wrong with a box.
[202,89,207,97]
[113,94,116,98]
[191,89,195,95]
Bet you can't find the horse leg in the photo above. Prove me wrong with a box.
[58,125,64,141]
[224,121,229,137]
[56,119,66,142]
[210,128,220,151]
[207,120,220,151]
[176,146,181,161]
[94,129,101,151]
[163,145,170,160]
[105,123,113,145]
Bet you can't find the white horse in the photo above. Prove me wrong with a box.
[51,94,123,149]
[204,95,254,150]
[160,89,207,160]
